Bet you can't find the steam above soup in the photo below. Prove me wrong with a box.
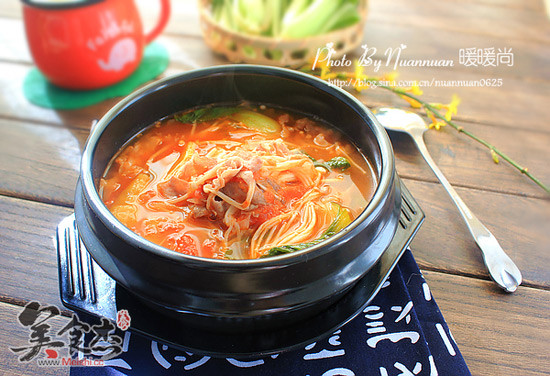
[100,105,376,259]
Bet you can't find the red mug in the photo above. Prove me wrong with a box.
[22,0,171,90]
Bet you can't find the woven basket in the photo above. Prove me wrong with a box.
[198,0,369,68]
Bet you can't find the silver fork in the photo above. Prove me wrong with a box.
[375,107,522,293]
[57,214,116,317]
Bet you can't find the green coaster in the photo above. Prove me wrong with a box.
[23,42,169,110]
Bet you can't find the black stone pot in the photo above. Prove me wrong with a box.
[75,65,401,333]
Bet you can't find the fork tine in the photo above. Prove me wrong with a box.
[57,214,113,319]
[63,226,75,296]
[73,220,86,301]
[403,193,417,215]
[71,217,98,304]
[84,242,97,304]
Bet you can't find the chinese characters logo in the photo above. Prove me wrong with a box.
[9,301,129,367]
[458,47,514,67]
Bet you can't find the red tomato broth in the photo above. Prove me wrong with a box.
[100,105,377,259]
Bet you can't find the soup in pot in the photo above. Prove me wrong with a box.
[100,105,377,259]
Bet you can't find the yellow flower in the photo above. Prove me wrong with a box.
[380,71,399,85]
[401,95,423,108]
[426,109,446,130]
[490,149,500,164]
[408,82,423,96]
[352,62,367,92]
[433,95,461,121]
[305,55,334,80]
[318,59,330,79]
[430,121,447,130]
[444,94,461,121]
[425,95,460,127]
[399,82,423,108]
[354,62,366,80]
[320,63,339,80]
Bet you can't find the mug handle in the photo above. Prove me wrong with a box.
[144,0,171,44]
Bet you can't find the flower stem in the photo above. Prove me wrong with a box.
[381,86,550,194]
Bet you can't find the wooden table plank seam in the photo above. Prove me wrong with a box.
[420,264,550,292]
[0,113,92,132]
[394,174,550,200]
[376,104,550,136]
[368,18,550,45]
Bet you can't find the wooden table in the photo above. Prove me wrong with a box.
[1,0,549,375]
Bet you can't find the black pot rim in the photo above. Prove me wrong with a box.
[80,64,395,267]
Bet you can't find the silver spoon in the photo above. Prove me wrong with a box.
[375,107,522,293]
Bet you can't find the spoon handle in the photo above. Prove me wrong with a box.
[411,131,522,292]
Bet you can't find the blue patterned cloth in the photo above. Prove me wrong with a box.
[71,250,470,376]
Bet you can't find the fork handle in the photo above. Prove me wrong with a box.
[411,131,522,292]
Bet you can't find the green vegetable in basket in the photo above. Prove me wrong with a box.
[211,0,362,38]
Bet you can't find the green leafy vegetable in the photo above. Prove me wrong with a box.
[263,202,352,257]
[174,107,240,124]
[302,151,351,171]
[175,107,282,134]
[266,234,332,257]
[174,108,207,124]
[280,0,341,38]
[230,110,281,133]
[325,156,351,170]
[325,201,352,234]
[318,3,361,33]
[224,248,235,259]
[300,150,316,162]
[210,0,362,38]
[313,156,351,171]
